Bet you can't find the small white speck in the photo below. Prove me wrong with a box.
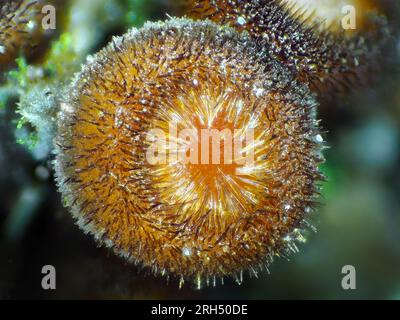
[236,99,244,113]
[26,20,36,32]
[60,103,74,114]
[283,234,292,242]
[115,106,124,128]
[0,45,6,55]
[219,61,227,73]
[193,79,199,86]
[182,247,192,257]
[26,66,44,80]
[315,134,324,143]
[237,16,246,25]
[284,203,292,211]
[253,87,265,97]
[104,239,113,248]
[86,55,95,64]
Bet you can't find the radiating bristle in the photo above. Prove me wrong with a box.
[54,18,323,287]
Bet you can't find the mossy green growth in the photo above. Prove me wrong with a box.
[8,57,29,88]
[6,33,77,89]
[16,132,39,150]
[14,116,39,150]
[16,116,28,129]
[5,32,78,156]
[45,33,78,80]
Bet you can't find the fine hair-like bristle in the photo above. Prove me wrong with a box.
[54,18,324,287]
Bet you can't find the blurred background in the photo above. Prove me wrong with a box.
[0,0,399,299]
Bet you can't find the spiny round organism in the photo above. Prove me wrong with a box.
[54,18,324,287]
[187,0,390,91]
[0,0,46,69]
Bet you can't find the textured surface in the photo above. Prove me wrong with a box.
[0,0,45,68]
[54,18,323,286]
[187,0,389,92]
